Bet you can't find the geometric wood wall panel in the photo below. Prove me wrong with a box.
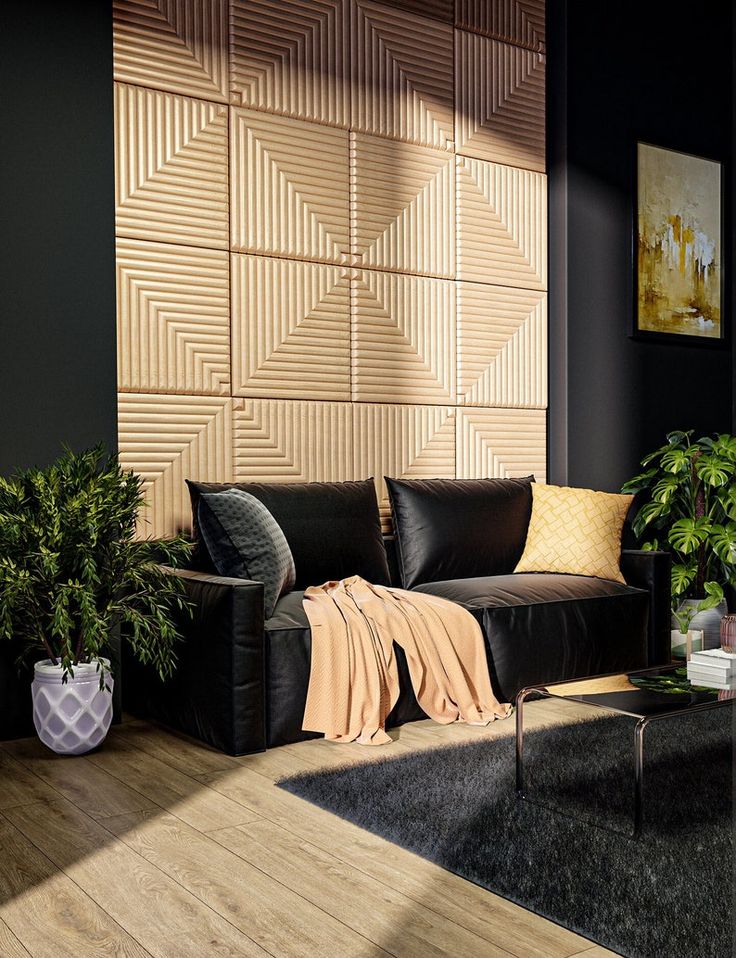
[230,109,350,264]
[114,84,229,249]
[456,0,545,52]
[233,399,354,483]
[230,0,349,128]
[353,403,456,529]
[116,239,230,395]
[457,282,546,407]
[351,133,454,277]
[352,271,456,404]
[379,0,454,21]
[113,0,228,102]
[456,155,547,288]
[118,394,233,537]
[456,406,546,481]
[351,1,454,150]
[231,255,351,401]
[455,33,545,172]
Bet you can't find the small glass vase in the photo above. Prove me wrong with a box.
[719,613,736,653]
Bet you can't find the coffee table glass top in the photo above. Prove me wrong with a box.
[537,665,736,720]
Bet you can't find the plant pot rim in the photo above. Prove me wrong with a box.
[33,658,112,681]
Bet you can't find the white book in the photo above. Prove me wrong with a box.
[687,669,736,691]
[689,649,736,673]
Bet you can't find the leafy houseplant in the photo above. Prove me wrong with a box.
[622,431,736,639]
[0,446,192,753]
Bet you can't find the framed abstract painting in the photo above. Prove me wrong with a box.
[635,142,724,345]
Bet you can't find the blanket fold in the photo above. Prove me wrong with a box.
[302,576,510,745]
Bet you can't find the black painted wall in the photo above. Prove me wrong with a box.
[0,1,117,477]
[548,0,734,492]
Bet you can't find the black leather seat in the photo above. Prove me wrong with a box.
[412,574,649,701]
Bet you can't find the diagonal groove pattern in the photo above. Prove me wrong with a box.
[117,239,230,395]
[351,0,454,148]
[113,0,229,101]
[352,270,455,404]
[455,33,545,171]
[456,407,546,480]
[456,0,546,52]
[457,282,546,407]
[230,0,349,127]
[232,255,351,400]
[114,83,229,249]
[231,109,350,263]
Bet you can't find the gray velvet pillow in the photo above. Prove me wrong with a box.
[197,489,296,617]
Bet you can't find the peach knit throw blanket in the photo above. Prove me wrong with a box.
[302,576,510,745]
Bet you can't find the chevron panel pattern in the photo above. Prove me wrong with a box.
[353,403,456,529]
[115,2,547,539]
[118,394,233,537]
[117,239,230,395]
[379,0,454,20]
[457,155,547,287]
[351,1,454,149]
[457,282,546,407]
[113,0,228,101]
[456,407,546,480]
[114,84,229,248]
[456,0,545,51]
[351,133,454,277]
[233,399,354,483]
[352,271,455,404]
[231,109,350,264]
[455,33,545,172]
[229,0,349,127]
[232,255,351,400]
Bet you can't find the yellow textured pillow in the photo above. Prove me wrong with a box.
[515,484,633,584]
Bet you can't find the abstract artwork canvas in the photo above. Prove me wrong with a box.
[636,143,722,342]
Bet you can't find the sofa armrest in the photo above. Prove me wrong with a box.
[620,550,671,667]
[122,567,266,755]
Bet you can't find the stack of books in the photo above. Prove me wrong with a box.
[687,649,736,690]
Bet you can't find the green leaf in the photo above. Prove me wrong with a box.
[660,448,694,474]
[632,500,670,538]
[651,474,682,504]
[668,517,712,554]
[671,562,696,596]
[709,523,736,565]
[696,454,731,487]
[621,467,658,494]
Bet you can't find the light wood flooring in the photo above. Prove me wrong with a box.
[0,698,617,958]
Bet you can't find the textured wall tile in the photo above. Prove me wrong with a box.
[351,0,454,149]
[352,271,455,404]
[457,155,546,288]
[455,33,545,172]
[456,407,546,480]
[351,133,454,277]
[118,394,232,537]
[231,109,350,264]
[378,0,453,21]
[114,84,229,249]
[233,399,353,482]
[113,0,228,101]
[116,239,230,396]
[457,282,546,407]
[352,403,455,528]
[230,0,349,127]
[456,0,545,51]
[232,255,351,400]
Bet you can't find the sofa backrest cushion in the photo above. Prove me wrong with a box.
[386,476,534,589]
[187,478,390,589]
[198,489,296,618]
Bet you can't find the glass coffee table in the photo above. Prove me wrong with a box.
[515,665,735,836]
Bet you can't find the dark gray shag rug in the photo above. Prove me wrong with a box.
[279,709,734,958]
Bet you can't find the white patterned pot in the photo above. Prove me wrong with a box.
[32,659,113,755]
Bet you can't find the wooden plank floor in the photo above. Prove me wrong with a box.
[0,701,617,958]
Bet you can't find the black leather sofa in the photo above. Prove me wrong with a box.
[124,478,671,755]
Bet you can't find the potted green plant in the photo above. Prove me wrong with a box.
[622,430,736,655]
[0,446,192,755]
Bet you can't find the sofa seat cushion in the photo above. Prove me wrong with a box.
[413,573,650,701]
[264,591,425,746]
[411,572,641,607]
